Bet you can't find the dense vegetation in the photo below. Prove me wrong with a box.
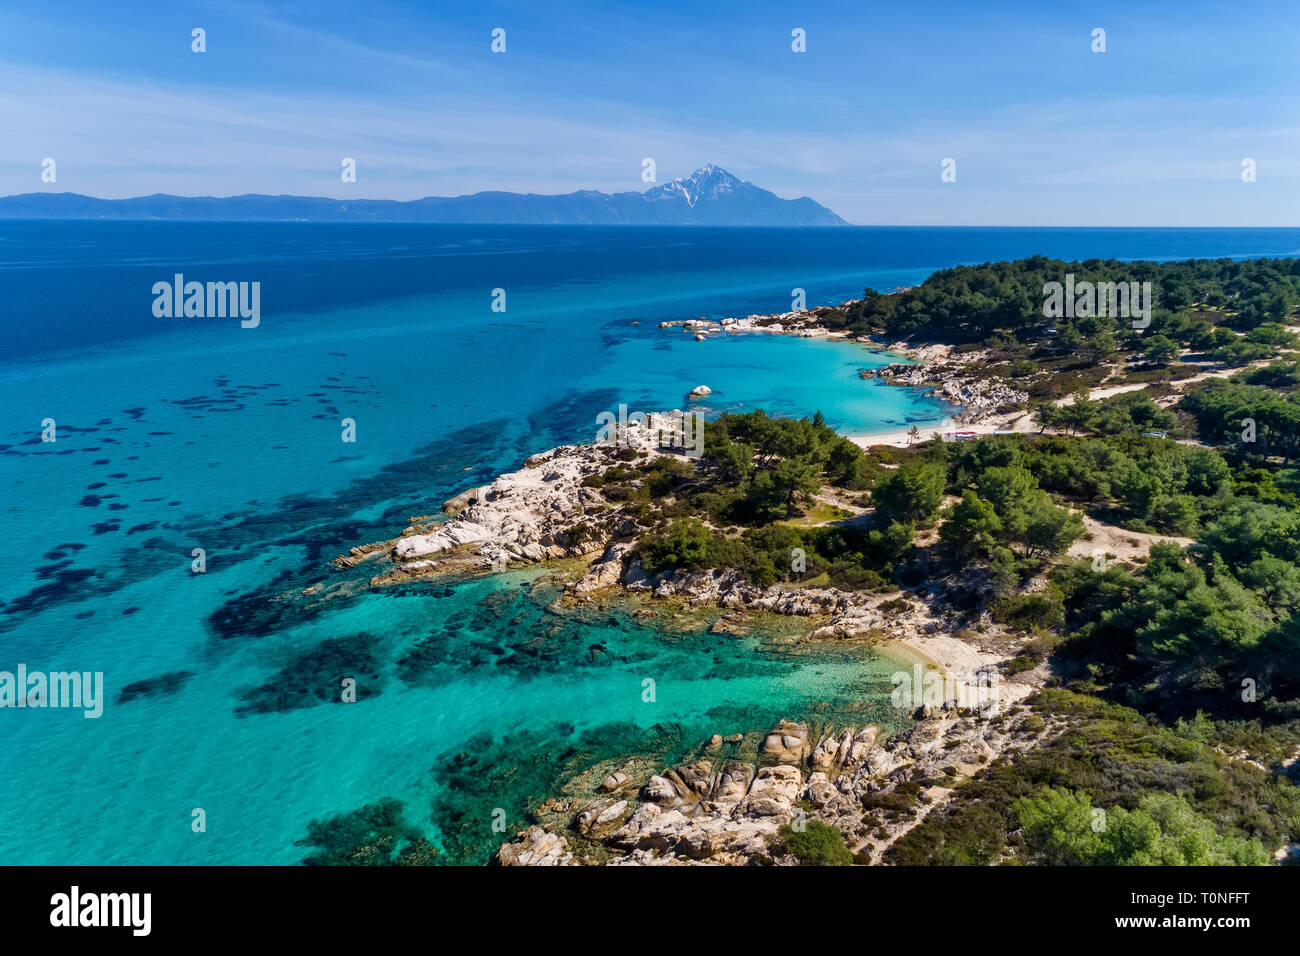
[626,398,1300,709]
[625,411,916,590]
[886,691,1299,865]
[1015,787,1268,866]
[831,255,1300,343]
[816,256,1300,409]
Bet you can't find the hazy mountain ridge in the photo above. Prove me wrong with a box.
[0,166,848,226]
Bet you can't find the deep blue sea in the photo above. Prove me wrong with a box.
[2,224,1298,864]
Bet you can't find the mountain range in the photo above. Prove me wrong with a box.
[0,165,848,226]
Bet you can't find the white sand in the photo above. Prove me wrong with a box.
[848,409,1037,449]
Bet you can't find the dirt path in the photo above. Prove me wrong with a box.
[1067,514,1194,563]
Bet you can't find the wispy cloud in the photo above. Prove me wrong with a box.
[0,0,1296,224]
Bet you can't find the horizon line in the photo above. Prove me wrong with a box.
[1,210,1298,230]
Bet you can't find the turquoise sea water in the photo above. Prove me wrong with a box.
[2,224,1299,864]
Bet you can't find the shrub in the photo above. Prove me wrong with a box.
[777,820,853,866]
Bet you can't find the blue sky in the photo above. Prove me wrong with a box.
[1,0,1297,225]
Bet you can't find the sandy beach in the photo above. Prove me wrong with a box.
[847,407,1037,449]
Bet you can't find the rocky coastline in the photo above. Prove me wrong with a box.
[659,303,1027,424]
[497,701,1054,866]
[333,400,1051,865]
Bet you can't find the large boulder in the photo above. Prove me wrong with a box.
[574,798,631,840]
[712,762,754,804]
[761,720,810,765]
[736,765,803,818]
[496,826,575,866]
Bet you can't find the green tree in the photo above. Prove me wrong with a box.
[940,490,1002,556]
[872,461,945,522]
[639,517,712,573]
[1150,494,1199,536]
[826,437,870,489]
[1184,448,1231,496]
[1120,544,1273,669]
[1013,492,1085,558]
[1143,334,1180,366]
[1015,787,1101,865]
[977,465,1038,518]
[1016,787,1267,866]
[1032,401,1060,433]
[1240,555,1300,613]
[1057,393,1098,436]
[1245,322,1300,348]
[750,456,821,519]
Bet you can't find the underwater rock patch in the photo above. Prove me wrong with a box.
[235,632,384,716]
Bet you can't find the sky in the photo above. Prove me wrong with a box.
[1,0,1297,225]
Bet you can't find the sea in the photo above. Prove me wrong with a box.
[2,223,1298,864]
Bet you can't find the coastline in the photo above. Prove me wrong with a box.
[657,304,1031,445]
[845,407,1037,449]
[330,384,1046,865]
[336,270,1299,867]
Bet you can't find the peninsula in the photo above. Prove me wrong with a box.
[328,255,1300,866]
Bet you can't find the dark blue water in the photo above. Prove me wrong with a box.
[5,223,1298,359]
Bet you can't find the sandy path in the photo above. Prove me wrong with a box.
[1066,514,1194,563]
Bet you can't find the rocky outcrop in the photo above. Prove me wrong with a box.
[874,358,1027,418]
[495,826,575,866]
[659,309,837,339]
[734,764,803,817]
[573,541,635,595]
[441,487,480,514]
[496,704,1049,866]
[599,771,632,793]
[760,721,810,765]
[574,798,631,839]
[334,411,700,581]
[811,726,879,774]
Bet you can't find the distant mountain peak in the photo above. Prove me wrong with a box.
[629,164,844,224]
[652,164,746,207]
[0,166,849,226]
[685,163,737,185]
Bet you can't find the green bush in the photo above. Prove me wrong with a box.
[777,820,853,866]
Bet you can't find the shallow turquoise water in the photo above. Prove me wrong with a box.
[0,229,949,864]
